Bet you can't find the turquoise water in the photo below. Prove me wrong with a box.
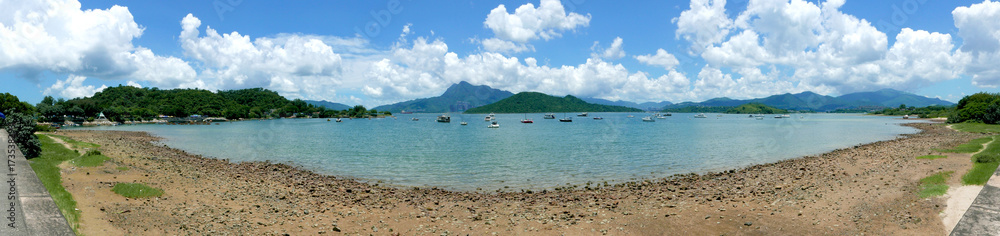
[79,113,920,191]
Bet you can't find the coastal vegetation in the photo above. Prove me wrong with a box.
[916,155,947,160]
[961,136,999,185]
[112,183,164,198]
[71,150,110,167]
[948,92,1000,124]
[464,92,641,114]
[725,103,788,114]
[661,106,733,113]
[32,134,81,232]
[918,171,952,198]
[869,104,954,118]
[934,136,992,153]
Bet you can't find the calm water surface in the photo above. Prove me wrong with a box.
[80,113,920,191]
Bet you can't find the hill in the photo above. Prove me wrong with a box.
[464,92,642,114]
[725,103,788,114]
[581,97,672,111]
[373,81,513,113]
[663,89,954,112]
[304,100,351,111]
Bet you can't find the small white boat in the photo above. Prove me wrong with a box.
[487,121,499,128]
[694,113,707,118]
[642,116,655,122]
[544,113,556,119]
[437,115,451,123]
[657,115,667,119]
[411,118,419,121]
[336,118,342,122]
[782,114,791,118]
[460,122,468,125]
[577,112,588,117]
[627,115,634,118]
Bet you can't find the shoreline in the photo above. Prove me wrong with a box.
[50,122,984,234]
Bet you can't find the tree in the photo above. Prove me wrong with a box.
[899,104,906,110]
[0,93,34,114]
[1,109,41,158]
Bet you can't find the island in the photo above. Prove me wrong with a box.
[463,92,642,114]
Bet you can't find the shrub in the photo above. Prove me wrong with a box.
[1,109,41,158]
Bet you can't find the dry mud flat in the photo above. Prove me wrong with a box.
[54,123,982,235]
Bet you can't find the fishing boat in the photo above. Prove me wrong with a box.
[694,113,707,118]
[521,114,533,123]
[577,112,588,117]
[642,116,655,122]
[437,115,450,123]
[487,121,500,128]
[543,113,556,119]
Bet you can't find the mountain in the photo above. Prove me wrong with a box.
[725,103,788,114]
[372,81,514,113]
[837,89,953,108]
[464,92,643,114]
[663,89,953,112]
[304,100,351,111]
[581,97,672,111]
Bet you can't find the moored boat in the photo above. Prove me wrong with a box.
[559,117,573,122]
[521,114,533,123]
[437,115,451,123]
[642,116,655,122]
[694,113,707,118]
[577,112,588,117]
[487,121,500,128]
[593,117,603,120]
[543,113,556,119]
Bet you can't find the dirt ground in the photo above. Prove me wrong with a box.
[47,122,984,235]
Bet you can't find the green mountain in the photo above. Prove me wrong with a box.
[464,92,642,114]
[664,89,953,112]
[372,81,513,113]
[725,103,788,114]
[304,100,351,111]
[580,97,672,111]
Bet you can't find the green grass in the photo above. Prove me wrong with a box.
[919,171,953,198]
[962,162,1000,185]
[48,134,100,150]
[916,155,947,160]
[952,123,1000,133]
[30,134,81,232]
[112,183,164,198]
[935,136,993,153]
[70,150,109,167]
[973,138,1000,163]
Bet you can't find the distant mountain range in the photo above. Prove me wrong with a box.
[580,97,673,111]
[372,81,514,113]
[664,89,953,111]
[303,100,352,111]
[464,92,642,114]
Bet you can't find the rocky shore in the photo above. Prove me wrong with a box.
[51,123,983,235]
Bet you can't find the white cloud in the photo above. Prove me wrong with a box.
[179,14,345,98]
[43,75,108,99]
[126,80,141,88]
[635,48,680,70]
[0,0,195,84]
[483,0,591,43]
[953,0,1000,87]
[481,38,532,53]
[674,0,732,54]
[591,37,625,60]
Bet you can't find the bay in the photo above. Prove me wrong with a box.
[78,113,921,191]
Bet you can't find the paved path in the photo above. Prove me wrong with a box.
[1,129,75,236]
[951,163,1000,235]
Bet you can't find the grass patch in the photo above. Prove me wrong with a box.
[919,171,953,198]
[70,150,109,167]
[916,155,947,160]
[952,123,1000,133]
[48,134,100,150]
[973,137,1000,163]
[112,183,164,198]
[30,134,81,231]
[962,162,1000,185]
[935,136,993,153]
[116,166,129,171]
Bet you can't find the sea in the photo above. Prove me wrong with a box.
[77,113,922,191]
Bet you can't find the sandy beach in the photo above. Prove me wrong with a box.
[47,122,985,235]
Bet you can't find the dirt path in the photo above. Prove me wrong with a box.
[49,123,983,235]
[941,137,994,234]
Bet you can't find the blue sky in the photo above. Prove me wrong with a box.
[1,0,998,107]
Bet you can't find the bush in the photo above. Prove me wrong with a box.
[949,92,1000,124]
[35,124,54,132]
[1,109,42,158]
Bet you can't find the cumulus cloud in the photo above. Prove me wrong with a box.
[43,75,108,99]
[179,14,346,98]
[674,0,732,54]
[591,37,625,60]
[0,0,195,84]
[953,0,1000,87]
[479,0,590,53]
[635,48,681,70]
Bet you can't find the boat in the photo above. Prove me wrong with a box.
[487,121,500,128]
[903,115,910,119]
[399,110,414,114]
[593,117,603,120]
[627,115,634,118]
[485,116,491,121]
[694,113,707,118]
[411,118,419,121]
[486,113,496,121]
[461,122,468,125]
[577,112,588,117]
[559,117,573,122]
[774,115,783,118]
[335,118,342,122]
[657,114,667,119]
[755,116,764,120]
[642,116,655,122]
[543,113,556,119]
[521,114,533,123]
[437,115,450,123]
[782,114,791,118]
[664,112,672,116]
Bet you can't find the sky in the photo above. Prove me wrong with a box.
[1,0,999,107]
